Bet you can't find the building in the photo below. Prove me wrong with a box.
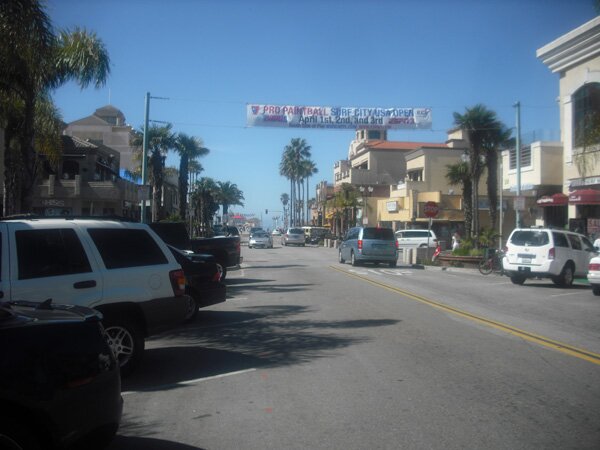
[538,16,600,237]
[32,135,140,217]
[63,105,138,175]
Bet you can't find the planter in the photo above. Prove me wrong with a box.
[437,253,483,269]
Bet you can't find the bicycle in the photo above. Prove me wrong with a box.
[478,250,505,275]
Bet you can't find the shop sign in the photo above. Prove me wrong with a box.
[386,201,398,212]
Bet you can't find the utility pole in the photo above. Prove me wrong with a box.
[140,92,168,223]
[141,92,150,223]
[514,101,522,228]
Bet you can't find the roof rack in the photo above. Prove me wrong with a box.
[0,214,138,222]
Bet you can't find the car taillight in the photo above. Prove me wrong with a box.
[395,239,399,249]
[212,267,222,282]
[169,269,186,296]
[589,263,600,271]
[357,239,363,250]
[548,247,555,260]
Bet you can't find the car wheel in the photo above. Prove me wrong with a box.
[248,245,252,249]
[389,261,397,268]
[556,263,575,287]
[351,251,358,266]
[593,285,600,296]
[183,291,200,322]
[103,316,145,376]
[510,275,526,285]
[339,250,345,264]
[0,420,41,450]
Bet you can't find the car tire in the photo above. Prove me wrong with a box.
[183,291,200,322]
[553,263,574,287]
[103,316,145,376]
[389,261,397,268]
[339,251,345,264]
[593,285,600,296]
[351,251,358,266]
[510,275,526,285]
[0,420,41,450]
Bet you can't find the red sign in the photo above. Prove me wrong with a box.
[423,201,439,218]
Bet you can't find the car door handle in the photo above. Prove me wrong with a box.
[73,280,97,289]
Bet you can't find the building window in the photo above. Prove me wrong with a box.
[368,130,381,140]
[573,82,600,149]
[61,160,79,180]
[407,169,423,181]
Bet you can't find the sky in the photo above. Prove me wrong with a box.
[48,0,597,229]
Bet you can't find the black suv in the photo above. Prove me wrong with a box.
[0,300,123,449]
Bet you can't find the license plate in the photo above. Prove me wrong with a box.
[519,257,532,264]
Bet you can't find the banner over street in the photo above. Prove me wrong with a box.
[246,104,432,130]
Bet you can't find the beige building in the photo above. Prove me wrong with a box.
[32,135,140,217]
[538,16,600,236]
[64,105,138,174]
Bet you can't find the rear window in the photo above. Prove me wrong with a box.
[362,228,395,240]
[289,228,304,234]
[88,228,168,269]
[509,230,550,247]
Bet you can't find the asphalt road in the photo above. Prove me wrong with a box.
[108,239,600,449]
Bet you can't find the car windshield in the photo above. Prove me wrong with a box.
[510,230,550,246]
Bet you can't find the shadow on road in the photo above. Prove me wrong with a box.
[107,435,205,450]
[134,305,399,390]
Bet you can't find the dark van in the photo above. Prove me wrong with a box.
[338,227,398,267]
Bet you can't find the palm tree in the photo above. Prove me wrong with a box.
[175,133,209,222]
[280,193,289,228]
[190,177,219,236]
[302,159,318,225]
[0,0,110,214]
[131,124,176,221]
[280,138,312,226]
[446,162,473,239]
[484,127,512,230]
[453,104,504,242]
[215,181,244,224]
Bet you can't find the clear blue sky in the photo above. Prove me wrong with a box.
[48,0,597,229]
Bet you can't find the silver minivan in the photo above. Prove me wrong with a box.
[339,227,398,267]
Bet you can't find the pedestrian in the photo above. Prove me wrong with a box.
[452,232,460,251]
[432,239,442,262]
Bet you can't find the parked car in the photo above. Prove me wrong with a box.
[282,227,306,246]
[503,227,597,286]
[395,229,437,248]
[587,256,600,295]
[0,217,190,375]
[249,230,273,248]
[167,245,226,321]
[339,227,398,267]
[0,300,122,449]
[149,222,242,280]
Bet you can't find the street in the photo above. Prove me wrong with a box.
[109,239,600,449]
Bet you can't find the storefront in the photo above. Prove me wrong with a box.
[536,192,568,228]
[568,188,600,236]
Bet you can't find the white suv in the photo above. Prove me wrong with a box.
[395,229,437,248]
[0,217,190,374]
[503,228,596,286]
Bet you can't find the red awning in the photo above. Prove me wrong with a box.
[568,189,600,205]
[537,193,568,207]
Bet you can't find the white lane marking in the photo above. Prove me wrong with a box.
[550,291,585,297]
[122,368,257,396]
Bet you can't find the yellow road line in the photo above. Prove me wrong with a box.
[330,265,600,366]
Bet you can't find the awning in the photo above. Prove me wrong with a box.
[568,189,600,205]
[536,192,568,206]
